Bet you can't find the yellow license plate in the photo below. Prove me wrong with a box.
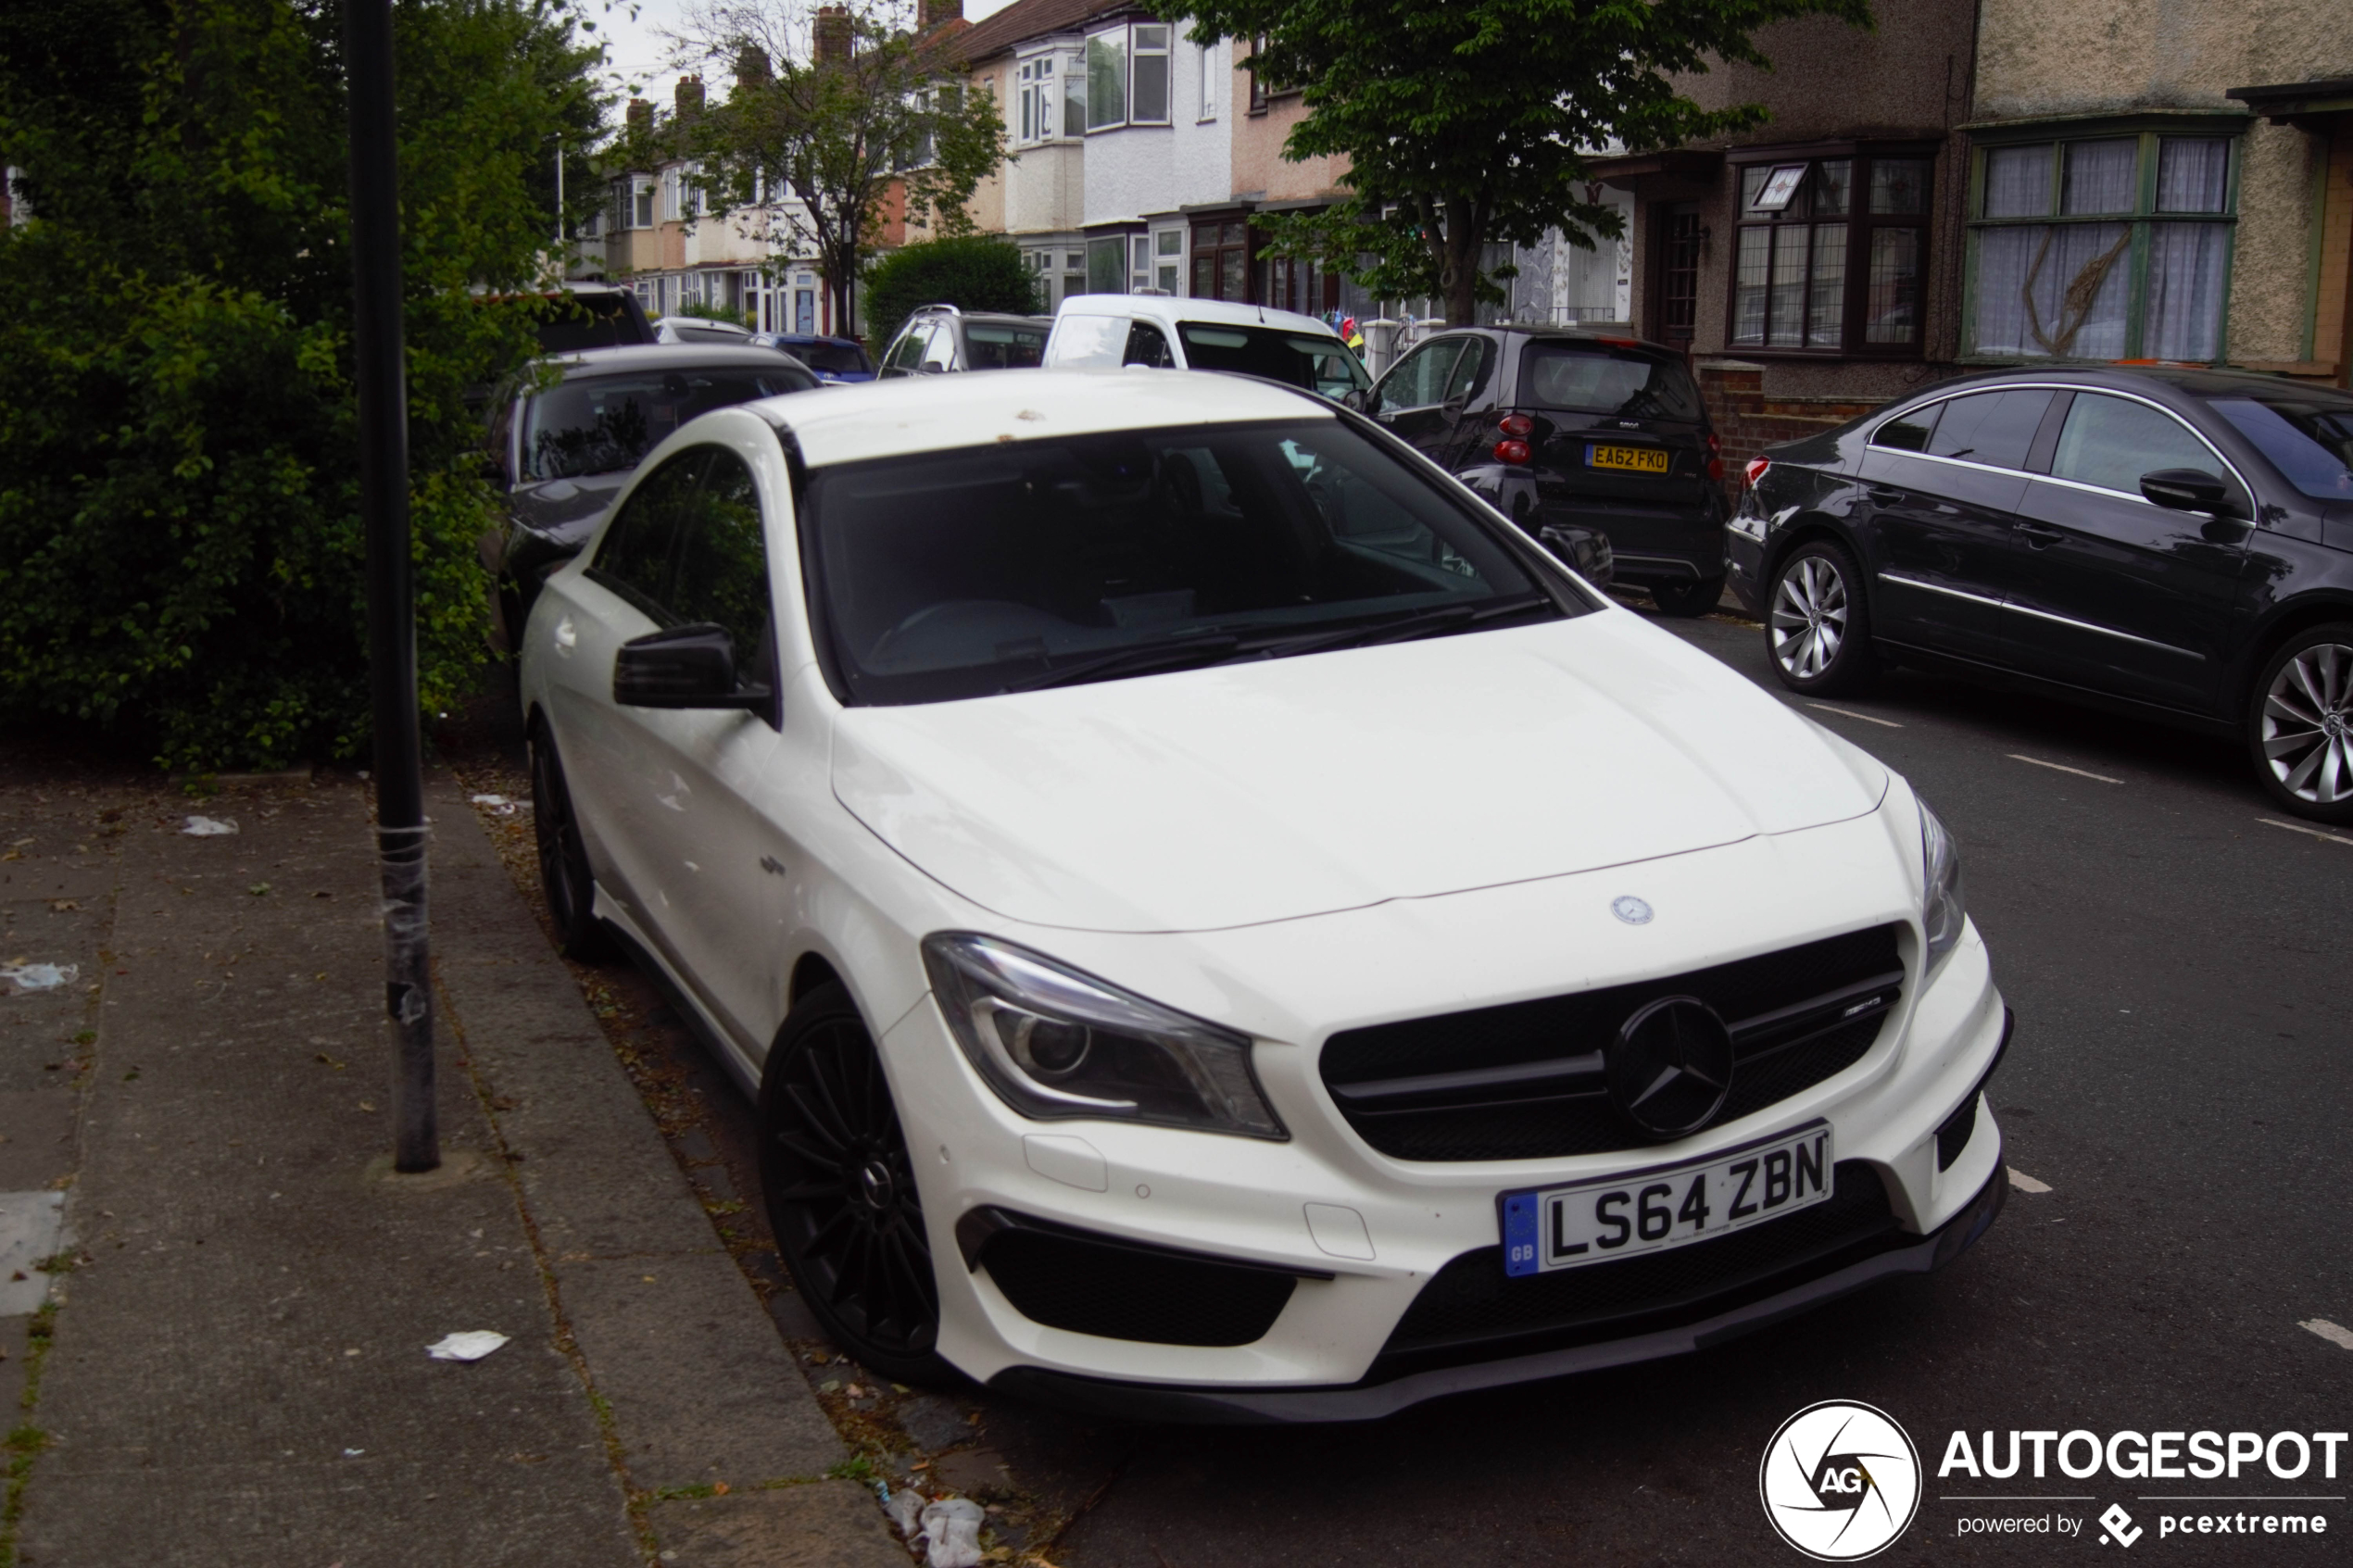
[1588,443,1669,474]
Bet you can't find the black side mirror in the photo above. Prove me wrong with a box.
[612,623,772,711]
[2141,468,2235,516]
[1340,388,1370,413]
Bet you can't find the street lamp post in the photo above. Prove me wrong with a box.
[344,0,438,1173]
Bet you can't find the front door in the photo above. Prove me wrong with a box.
[2006,391,2253,709]
[1651,204,1701,350]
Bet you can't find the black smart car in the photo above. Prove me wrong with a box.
[484,344,820,643]
[1363,326,1724,613]
[1730,366,2353,822]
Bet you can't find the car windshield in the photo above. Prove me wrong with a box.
[1517,341,1703,420]
[965,322,1048,370]
[530,294,644,353]
[1176,324,1371,399]
[792,341,873,375]
[2206,392,2353,501]
[800,419,1572,705]
[522,365,814,480]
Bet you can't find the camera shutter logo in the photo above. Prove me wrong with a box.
[1759,1400,1921,1560]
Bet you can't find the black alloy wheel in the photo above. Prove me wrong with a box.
[1766,539,1881,697]
[759,983,950,1385]
[2249,622,2353,825]
[1651,574,1728,619]
[527,721,614,960]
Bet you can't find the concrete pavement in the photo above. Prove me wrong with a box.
[0,758,901,1567]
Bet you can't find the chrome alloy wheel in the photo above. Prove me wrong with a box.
[1771,555,1849,681]
[2262,641,2353,805]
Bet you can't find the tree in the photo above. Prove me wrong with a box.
[863,234,1038,346]
[0,0,607,770]
[1161,0,1872,325]
[669,0,1008,335]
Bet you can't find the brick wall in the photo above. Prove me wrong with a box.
[1697,361,1880,495]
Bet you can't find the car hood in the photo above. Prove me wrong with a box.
[509,470,634,546]
[829,611,1889,935]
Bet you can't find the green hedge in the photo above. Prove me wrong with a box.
[863,235,1039,348]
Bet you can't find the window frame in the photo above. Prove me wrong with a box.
[1015,51,1056,146]
[1960,116,2244,367]
[1085,22,1178,132]
[1723,141,1939,361]
[1197,36,1216,121]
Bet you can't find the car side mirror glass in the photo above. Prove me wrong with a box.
[2140,467,2235,516]
[612,622,772,712]
[1340,388,1370,413]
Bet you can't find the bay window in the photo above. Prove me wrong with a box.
[1729,146,1931,355]
[1016,54,1054,145]
[1086,24,1171,131]
[1965,126,2237,363]
[1086,30,1125,129]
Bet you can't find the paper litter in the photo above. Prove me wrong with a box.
[917,1497,986,1568]
[424,1330,510,1362]
[0,963,77,993]
[182,816,238,836]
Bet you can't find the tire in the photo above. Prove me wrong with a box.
[527,721,615,961]
[2248,623,2353,824]
[759,983,952,1386]
[1651,574,1726,618]
[1766,539,1880,696]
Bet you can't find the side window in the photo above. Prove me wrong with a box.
[920,322,957,372]
[887,323,930,372]
[2051,394,2221,495]
[1443,338,1494,405]
[1374,339,1466,413]
[669,450,774,675]
[1872,402,1942,452]
[1926,388,2054,470]
[590,449,711,620]
[1123,320,1173,368]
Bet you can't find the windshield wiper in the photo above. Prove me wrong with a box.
[1253,593,1556,659]
[1000,633,1242,693]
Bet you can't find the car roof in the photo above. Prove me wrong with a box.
[754,367,1327,468]
[1052,293,1340,339]
[653,315,751,332]
[771,332,862,346]
[923,309,1051,329]
[542,343,809,377]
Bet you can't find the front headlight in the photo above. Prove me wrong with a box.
[922,933,1287,1140]
[1919,796,1966,973]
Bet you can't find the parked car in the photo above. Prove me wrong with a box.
[1364,327,1726,615]
[1042,294,1369,404]
[484,344,820,643]
[654,315,755,345]
[1731,366,2353,823]
[516,368,2008,1418]
[521,283,655,353]
[877,305,1051,377]
[749,332,876,383]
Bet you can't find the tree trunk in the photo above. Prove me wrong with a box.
[1443,196,1480,325]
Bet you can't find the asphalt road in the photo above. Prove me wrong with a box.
[465,601,2353,1565]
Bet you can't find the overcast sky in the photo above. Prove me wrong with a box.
[592,0,1016,110]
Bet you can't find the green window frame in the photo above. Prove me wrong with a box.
[1962,117,2243,365]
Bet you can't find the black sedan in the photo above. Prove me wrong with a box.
[1362,326,1723,612]
[483,344,820,644]
[1729,366,2353,822]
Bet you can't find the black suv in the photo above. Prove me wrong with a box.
[1364,326,1724,613]
[1732,365,2353,822]
[877,305,1051,376]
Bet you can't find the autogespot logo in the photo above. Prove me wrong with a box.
[1761,1400,1923,1561]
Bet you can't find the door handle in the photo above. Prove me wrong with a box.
[1866,486,1904,505]
[2015,521,2065,549]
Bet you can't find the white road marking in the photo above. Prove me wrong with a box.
[2300,1318,2353,1351]
[2008,754,2122,784]
[2260,817,2353,848]
[2007,1168,2052,1194]
[1806,702,1904,729]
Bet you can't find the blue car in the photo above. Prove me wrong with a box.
[749,332,875,383]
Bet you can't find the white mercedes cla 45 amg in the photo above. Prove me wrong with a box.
[517,369,2009,1421]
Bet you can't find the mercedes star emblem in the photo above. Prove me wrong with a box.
[1606,995,1734,1137]
[1611,895,1655,925]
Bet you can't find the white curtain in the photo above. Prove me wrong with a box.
[2144,222,2229,360]
[2062,140,2136,215]
[1972,222,2130,357]
[2158,138,2230,213]
[1984,145,2052,218]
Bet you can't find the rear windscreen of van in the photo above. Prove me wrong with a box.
[966,323,1047,370]
[1517,341,1701,420]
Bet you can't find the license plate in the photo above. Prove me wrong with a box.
[1501,1123,1832,1277]
[1587,442,1669,474]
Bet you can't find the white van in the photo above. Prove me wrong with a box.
[1042,294,1369,402]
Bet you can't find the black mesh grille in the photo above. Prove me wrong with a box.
[980,1227,1296,1348]
[1321,925,1903,1161]
[1373,1160,1901,1378]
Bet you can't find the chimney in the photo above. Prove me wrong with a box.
[625,97,653,136]
[812,6,850,66]
[919,0,963,30]
[735,44,771,93]
[674,74,705,119]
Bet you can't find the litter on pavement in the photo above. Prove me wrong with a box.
[917,1497,985,1568]
[182,816,238,836]
[468,794,527,815]
[0,963,78,993]
[423,1330,510,1362]
[882,1486,925,1537]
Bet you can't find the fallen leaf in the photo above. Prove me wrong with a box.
[315,1052,345,1070]
[49,899,78,912]
[246,883,270,896]
[711,1481,730,1496]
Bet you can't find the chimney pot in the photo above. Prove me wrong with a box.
[813,6,851,66]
